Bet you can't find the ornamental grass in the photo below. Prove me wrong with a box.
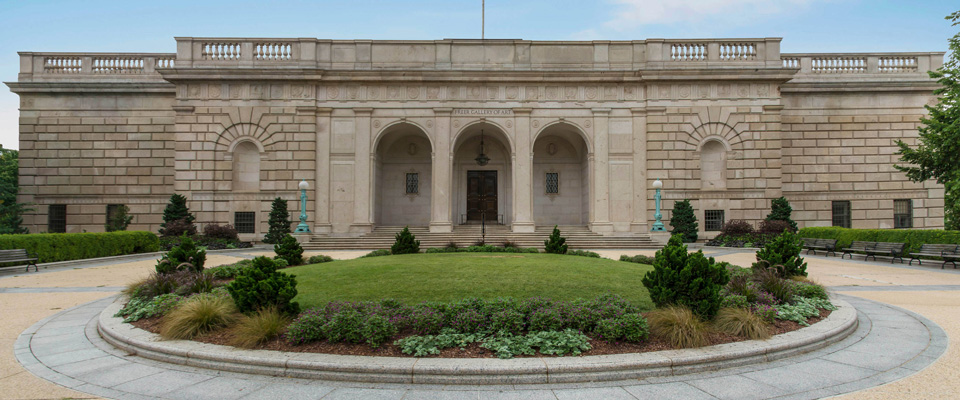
[228,306,291,348]
[647,305,708,349]
[713,307,771,340]
[160,293,237,340]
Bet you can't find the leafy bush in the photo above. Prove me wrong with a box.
[647,305,708,348]
[669,200,698,243]
[619,254,656,264]
[758,219,793,235]
[409,304,446,334]
[794,282,829,300]
[284,310,327,345]
[155,235,206,274]
[502,240,518,249]
[227,256,300,315]
[544,225,568,254]
[160,194,195,236]
[274,234,304,266]
[323,309,365,343]
[720,294,749,309]
[264,197,291,244]
[753,267,797,303]
[361,249,391,258]
[721,219,755,236]
[0,231,159,263]
[391,226,420,255]
[159,292,237,340]
[714,308,770,340]
[161,218,197,238]
[450,308,488,334]
[642,234,729,319]
[798,226,960,255]
[524,330,592,356]
[202,224,239,241]
[105,204,133,232]
[394,329,482,357]
[765,197,798,232]
[568,249,600,258]
[490,309,526,333]
[594,313,649,343]
[528,307,564,332]
[361,315,399,348]
[204,259,253,279]
[307,254,334,264]
[229,306,291,348]
[750,304,778,323]
[115,293,184,322]
[753,230,807,277]
[775,297,836,326]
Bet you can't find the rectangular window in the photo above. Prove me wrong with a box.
[705,210,725,231]
[234,212,256,234]
[832,201,851,228]
[48,205,66,233]
[545,172,559,194]
[894,199,913,229]
[405,173,419,194]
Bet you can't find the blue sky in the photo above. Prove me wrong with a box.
[1,0,956,149]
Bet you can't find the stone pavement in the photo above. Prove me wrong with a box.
[2,247,960,399]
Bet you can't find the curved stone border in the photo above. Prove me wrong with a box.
[98,297,858,385]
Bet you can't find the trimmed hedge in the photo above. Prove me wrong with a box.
[798,227,960,255]
[0,231,159,263]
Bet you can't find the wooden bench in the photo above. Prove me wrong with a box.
[802,238,838,257]
[0,249,39,272]
[841,241,876,260]
[909,244,960,269]
[864,242,906,264]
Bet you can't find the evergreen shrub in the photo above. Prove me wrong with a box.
[765,196,798,232]
[105,204,133,232]
[641,234,729,319]
[264,198,291,244]
[544,225,568,254]
[160,194,195,236]
[753,230,808,278]
[227,256,300,315]
[156,235,206,274]
[274,234,304,266]
[391,226,420,254]
[669,200,699,243]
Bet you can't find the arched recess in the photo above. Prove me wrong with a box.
[532,122,591,226]
[374,122,433,226]
[231,140,263,192]
[451,121,513,225]
[699,137,730,190]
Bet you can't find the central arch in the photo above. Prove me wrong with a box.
[373,122,433,227]
[452,121,513,226]
[533,122,590,226]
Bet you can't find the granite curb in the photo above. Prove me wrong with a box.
[97,297,858,385]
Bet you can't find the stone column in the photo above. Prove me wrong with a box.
[313,108,332,234]
[630,108,649,232]
[351,108,374,233]
[512,108,535,232]
[590,108,613,233]
[430,108,453,233]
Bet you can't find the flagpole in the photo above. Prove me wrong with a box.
[482,0,485,40]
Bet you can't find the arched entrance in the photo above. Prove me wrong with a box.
[373,123,433,226]
[452,122,513,225]
[533,123,590,226]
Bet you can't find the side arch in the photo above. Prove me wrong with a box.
[533,120,593,154]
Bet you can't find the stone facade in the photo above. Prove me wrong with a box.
[6,38,945,240]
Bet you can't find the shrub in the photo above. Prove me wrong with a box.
[323,309,365,343]
[131,272,180,299]
[502,239,518,249]
[264,197,291,244]
[528,307,564,331]
[203,224,239,241]
[490,309,526,333]
[409,304,445,334]
[794,282,829,300]
[568,249,600,258]
[619,254,656,265]
[647,305,708,348]
[753,230,808,277]
[595,313,649,343]
[227,256,300,315]
[669,199,698,243]
[758,219,792,235]
[115,293,184,322]
[204,259,252,279]
[391,226,420,255]
[714,308,770,340]
[765,197,798,232]
[160,194,195,236]
[361,314,399,348]
[641,234,729,319]
[155,235,206,274]
[394,330,483,357]
[544,225,568,254]
[274,234,304,266]
[753,267,797,303]
[159,293,237,340]
[798,226,960,255]
[285,310,326,344]
[721,219,754,236]
[361,249,391,258]
[776,297,835,326]
[229,306,291,348]
[161,218,197,238]
[0,231,159,263]
[450,308,487,334]
[525,330,592,356]
[307,254,334,264]
[105,204,133,232]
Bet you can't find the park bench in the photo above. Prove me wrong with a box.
[909,244,960,269]
[864,242,907,264]
[802,238,838,257]
[841,241,876,260]
[0,249,39,272]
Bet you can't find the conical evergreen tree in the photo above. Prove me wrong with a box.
[669,200,698,243]
[544,225,568,254]
[641,234,729,319]
[264,197,291,244]
[159,194,195,236]
[391,226,420,254]
[765,196,798,232]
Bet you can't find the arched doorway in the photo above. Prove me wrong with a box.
[452,122,513,225]
[373,123,433,226]
[533,123,590,226]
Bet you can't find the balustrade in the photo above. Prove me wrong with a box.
[43,56,82,74]
[93,57,144,74]
[670,43,707,61]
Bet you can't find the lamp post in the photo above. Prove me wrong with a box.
[651,179,665,232]
[475,130,490,243]
[295,179,311,233]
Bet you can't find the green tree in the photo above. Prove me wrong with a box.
[391,226,420,255]
[895,11,960,230]
[641,234,729,319]
[0,149,30,234]
[274,234,304,265]
[544,225,568,254]
[263,197,291,244]
[159,194,195,236]
[669,200,698,243]
[753,230,808,278]
[105,205,133,232]
[765,197,798,232]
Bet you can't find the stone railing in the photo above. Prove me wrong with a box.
[18,52,176,80]
[781,53,941,75]
[178,38,314,68]
[644,38,779,67]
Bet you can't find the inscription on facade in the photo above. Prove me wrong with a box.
[453,109,513,116]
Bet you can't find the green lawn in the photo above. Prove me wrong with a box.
[284,253,654,310]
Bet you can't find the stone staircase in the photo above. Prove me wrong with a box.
[302,225,661,250]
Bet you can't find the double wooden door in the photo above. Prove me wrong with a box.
[466,170,497,221]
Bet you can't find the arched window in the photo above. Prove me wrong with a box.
[232,141,260,192]
[701,139,727,190]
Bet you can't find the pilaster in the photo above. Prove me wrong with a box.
[590,108,613,233]
[313,107,333,234]
[630,108,649,232]
[430,108,453,233]
[512,108,535,233]
[351,108,374,233]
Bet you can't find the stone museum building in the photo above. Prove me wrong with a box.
[6,37,946,242]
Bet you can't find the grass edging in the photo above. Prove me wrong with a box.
[98,296,858,385]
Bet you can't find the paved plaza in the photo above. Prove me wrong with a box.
[2,248,960,399]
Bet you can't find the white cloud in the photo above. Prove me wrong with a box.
[604,0,824,31]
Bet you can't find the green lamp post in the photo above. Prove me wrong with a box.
[295,179,311,233]
[651,178,665,232]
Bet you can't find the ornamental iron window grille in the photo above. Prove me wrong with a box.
[234,211,256,234]
[48,204,66,233]
[894,199,913,229]
[832,201,851,228]
[705,209,725,231]
[406,173,419,194]
[545,172,559,194]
